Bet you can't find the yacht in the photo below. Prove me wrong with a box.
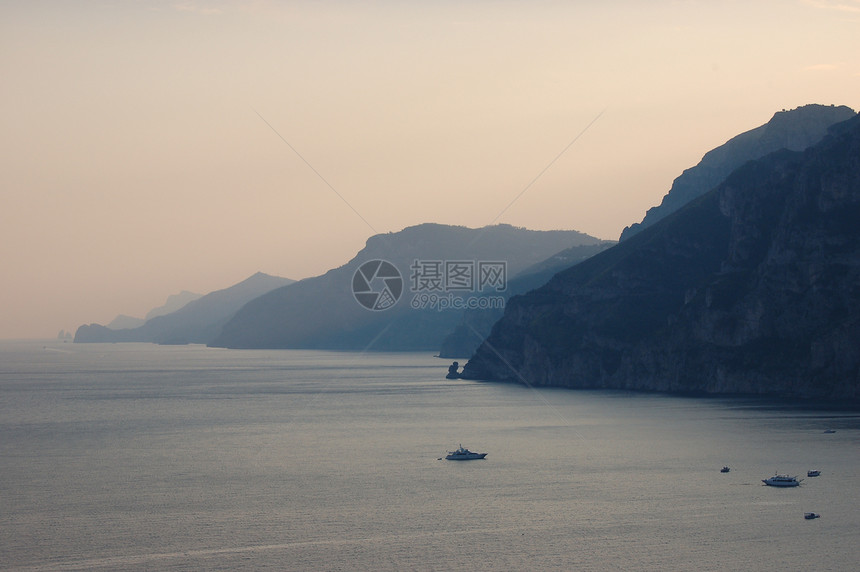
[445,445,487,461]
[762,474,801,487]
[807,470,821,477]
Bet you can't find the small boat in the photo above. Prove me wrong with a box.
[807,470,821,477]
[762,474,801,487]
[804,512,820,520]
[445,444,487,461]
[823,429,836,434]
[720,466,731,473]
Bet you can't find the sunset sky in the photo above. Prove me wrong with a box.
[2,0,859,339]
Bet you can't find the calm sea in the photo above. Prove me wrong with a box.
[1,340,858,571]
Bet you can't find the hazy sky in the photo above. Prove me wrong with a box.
[2,0,859,339]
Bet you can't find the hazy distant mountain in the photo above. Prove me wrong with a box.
[75,273,293,345]
[463,114,860,401]
[438,241,615,358]
[145,290,202,321]
[106,314,146,329]
[211,224,606,351]
[105,290,202,329]
[620,104,856,241]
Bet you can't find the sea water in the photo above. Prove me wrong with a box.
[1,340,858,571]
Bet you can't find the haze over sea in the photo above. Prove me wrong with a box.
[2,341,858,571]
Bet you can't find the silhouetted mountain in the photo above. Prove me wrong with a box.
[106,314,146,330]
[75,273,293,345]
[438,241,615,358]
[462,114,860,401]
[210,224,606,351]
[145,290,202,321]
[620,104,855,241]
[105,290,202,329]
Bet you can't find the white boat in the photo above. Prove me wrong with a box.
[445,445,487,461]
[762,474,801,487]
[807,469,821,477]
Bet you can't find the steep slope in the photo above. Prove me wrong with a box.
[462,115,860,401]
[144,290,203,321]
[620,104,855,240]
[105,290,202,329]
[75,272,294,345]
[438,241,615,358]
[211,224,605,350]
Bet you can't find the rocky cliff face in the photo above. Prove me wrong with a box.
[620,104,856,241]
[462,115,860,401]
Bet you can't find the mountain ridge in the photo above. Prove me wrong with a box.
[437,241,616,358]
[462,113,860,401]
[74,272,294,345]
[620,104,856,241]
[210,224,607,351]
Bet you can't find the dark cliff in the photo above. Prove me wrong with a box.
[437,241,615,358]
[462,115,860,401]
[620,104,855,241]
